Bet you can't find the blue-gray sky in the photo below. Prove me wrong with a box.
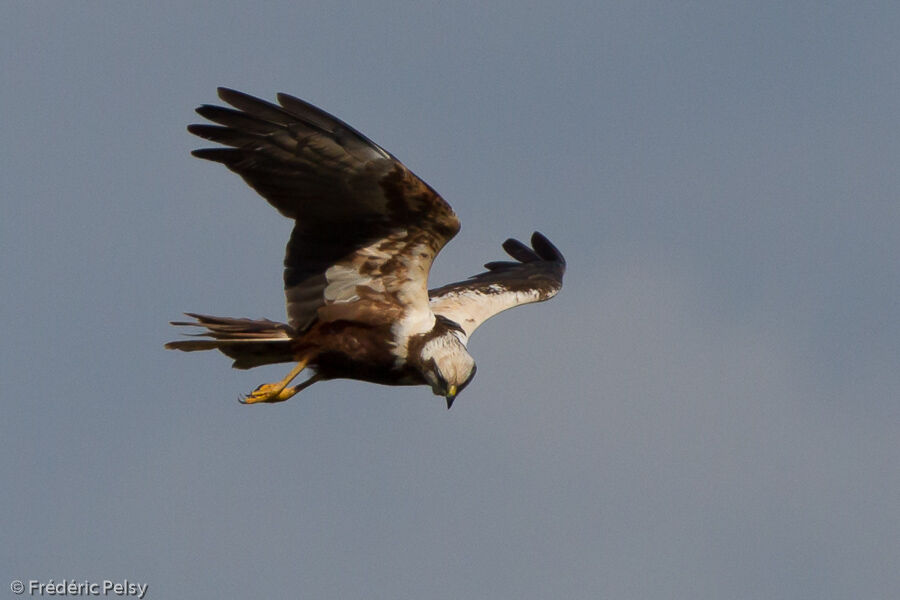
[2,2,898,598]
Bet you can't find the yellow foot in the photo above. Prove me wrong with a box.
[239,372,324,405]
[239,356,313,405]
[241,383,295,404]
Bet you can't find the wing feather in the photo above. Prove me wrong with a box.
[189,88,460,332]
[428,232,565,339]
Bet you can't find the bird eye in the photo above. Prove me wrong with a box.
[435,372,448,392]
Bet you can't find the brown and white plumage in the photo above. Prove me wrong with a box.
[167,88,566,408]
[429,233,565,340]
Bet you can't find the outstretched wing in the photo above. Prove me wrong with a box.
[189,88,460,332]
[428,232,566,339]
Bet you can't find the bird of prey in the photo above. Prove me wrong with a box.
[166,88,565,408]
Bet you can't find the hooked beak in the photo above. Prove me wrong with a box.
[445,384,458,409]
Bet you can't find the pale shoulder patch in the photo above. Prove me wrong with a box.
[390,308,436,362]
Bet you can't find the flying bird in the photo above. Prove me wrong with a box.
[166,88,565,408]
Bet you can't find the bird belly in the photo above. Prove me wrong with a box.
[303,321,425,387]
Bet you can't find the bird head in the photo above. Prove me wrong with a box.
[416,324,477,408]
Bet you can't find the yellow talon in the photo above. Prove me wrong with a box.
[240,356,311,405]
[242,383,295,404]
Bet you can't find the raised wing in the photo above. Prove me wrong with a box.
[428,232,565,339]
[189,88,460,331]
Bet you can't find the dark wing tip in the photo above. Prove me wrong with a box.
[497,232,565,267]
[212,88,295,125]
[194,104,245,125]
[275,91,314,113]
[186,123,225,141]
[216,86,255,105]
[530,231,566,266]
[190,148,236,164]
[501,238,539,263]
[479,233,565,275]
[483,260,514,271]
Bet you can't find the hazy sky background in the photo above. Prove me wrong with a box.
[2,2,898,598]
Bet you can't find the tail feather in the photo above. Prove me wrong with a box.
[165,313,297,369]
[170,312,294,339]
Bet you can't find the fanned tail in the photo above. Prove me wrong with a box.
[165,313,297,369]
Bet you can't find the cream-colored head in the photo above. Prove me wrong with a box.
[417,329,477,408]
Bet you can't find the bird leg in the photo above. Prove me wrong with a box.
[242,355,316,404]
